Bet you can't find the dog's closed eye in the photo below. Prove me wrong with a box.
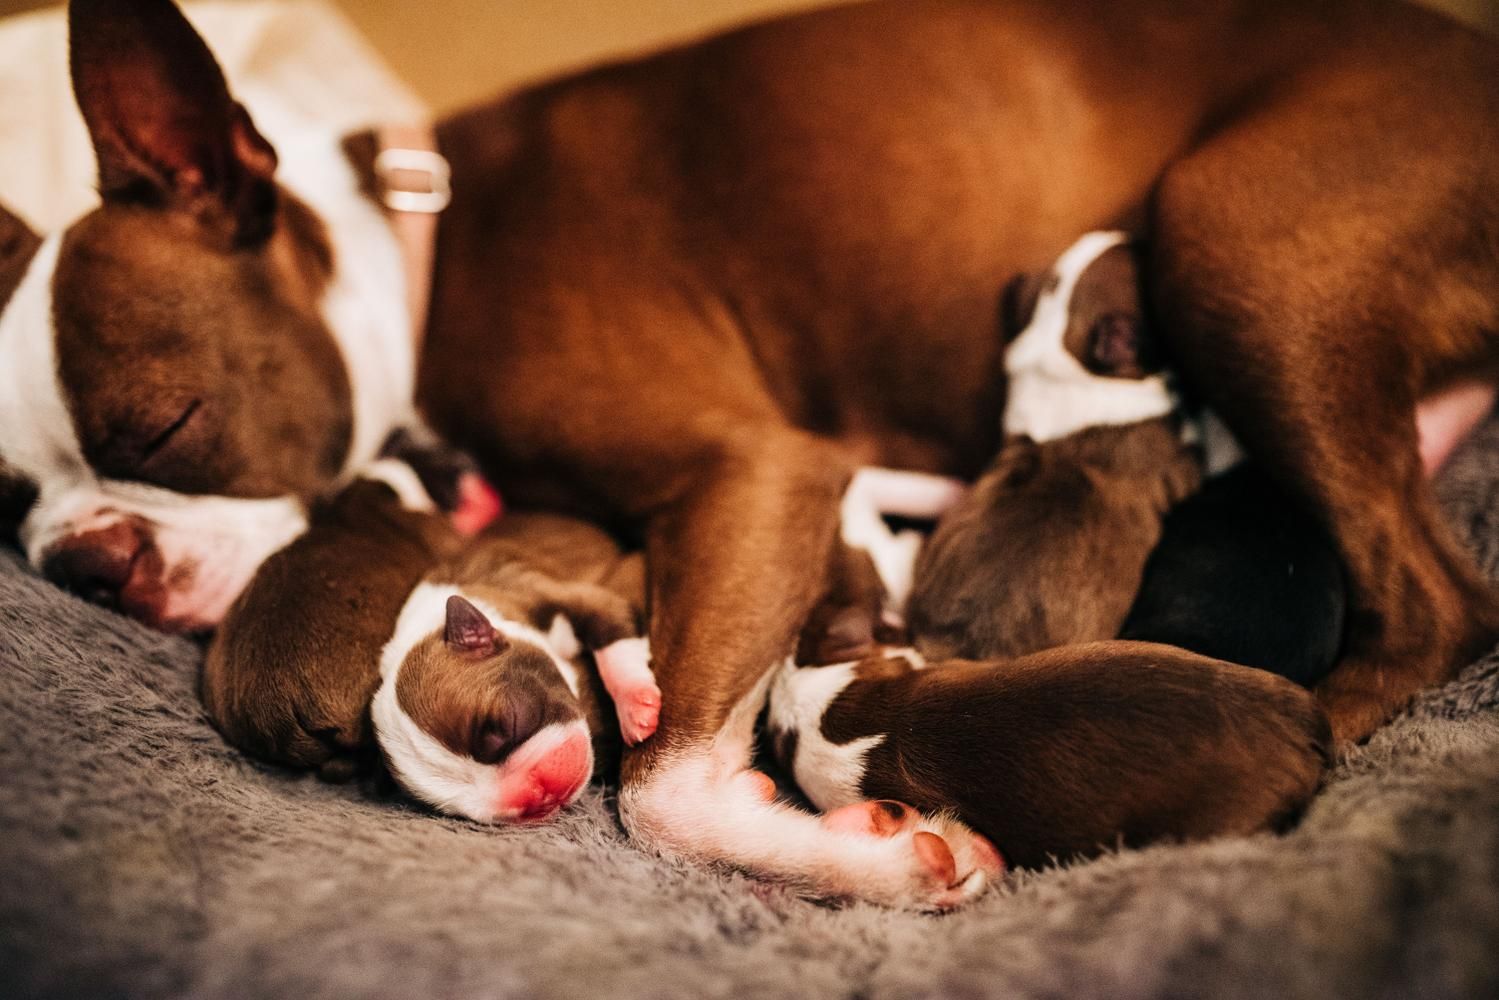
[140,398,203,463]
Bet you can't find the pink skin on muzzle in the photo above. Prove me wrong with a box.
[493,723,593,823]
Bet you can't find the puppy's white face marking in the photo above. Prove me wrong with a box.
[767,658,882,810]
[1003,231,1177,443]
[545,613,582,663]
[373,582,592,821]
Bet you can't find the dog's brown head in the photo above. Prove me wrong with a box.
[0,0,412,631]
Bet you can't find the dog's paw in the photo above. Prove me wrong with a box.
[614,678,662,745]
[822,800,1004,911]
[735,768,779,802]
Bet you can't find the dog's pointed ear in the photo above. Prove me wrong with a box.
[0,200,41,312]
[68,0,279,245]
[444,596,507,656]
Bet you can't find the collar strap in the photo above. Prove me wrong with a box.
[374,123,449,352]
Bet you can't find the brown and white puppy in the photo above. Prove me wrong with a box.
[9,0,1499,910]
[909,233,1201,659]
[768,639,1330,871]
[372,514,659,824]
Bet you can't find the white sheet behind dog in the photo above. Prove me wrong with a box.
[0,0,424,230]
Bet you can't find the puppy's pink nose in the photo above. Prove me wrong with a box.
[531,733,591,798]
[41,522,145,610]
[495,726,592,822]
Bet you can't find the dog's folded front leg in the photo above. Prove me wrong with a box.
[616,431,998,910]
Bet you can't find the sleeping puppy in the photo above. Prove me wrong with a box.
[205,430,656,814]
[907,232,1201,660]
[768,632,1330,870]
[372,513,659,824]
[907,231,1346,686]
[1121,459,1346,688]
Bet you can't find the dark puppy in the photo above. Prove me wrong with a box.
[1122,461,1346,687]
[908,233,1200,660]
[910,232,1347,685]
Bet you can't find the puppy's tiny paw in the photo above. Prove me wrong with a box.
[616,681,662,745]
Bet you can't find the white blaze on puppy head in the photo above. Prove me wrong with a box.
[372,584,597,825]
[1002,231,1178,443]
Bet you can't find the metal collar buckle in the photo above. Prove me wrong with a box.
[374,147,452,214]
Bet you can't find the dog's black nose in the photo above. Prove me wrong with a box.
[41,521,145,609]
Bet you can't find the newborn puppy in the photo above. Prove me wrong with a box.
[1121,459,1345,687]
[908,232,1200,659]
[202,460,461,780]
[768,640,1329,870]
[372,514,659,824]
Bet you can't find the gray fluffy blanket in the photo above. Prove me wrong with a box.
[4,421,1499,1000]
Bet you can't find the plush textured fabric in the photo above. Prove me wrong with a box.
[3,416,1498,1000]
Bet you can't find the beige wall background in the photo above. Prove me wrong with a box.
[2,0,1496,113]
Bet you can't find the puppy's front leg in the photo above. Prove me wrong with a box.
[616,431,998,910]
[532,580,660,746]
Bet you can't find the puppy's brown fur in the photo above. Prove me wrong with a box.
[201,479,458,778]
[910,422,1200,659]
[391,513,646,775]
[909,236,1200,659]
[816,643,1330,869]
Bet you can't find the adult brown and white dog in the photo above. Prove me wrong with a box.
[1,0,1497,909]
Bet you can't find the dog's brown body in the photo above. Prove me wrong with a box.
[412,0,1499,902]
[14,0,1499,908]
[910,421,1201,660]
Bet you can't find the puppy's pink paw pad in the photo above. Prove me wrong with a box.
[615,682,662,745]
[969,833,1006,877]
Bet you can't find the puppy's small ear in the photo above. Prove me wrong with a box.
[68,0,279,245]
[444,596,507,656]
[1000,271,1044,343]
[0,200,41,311]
